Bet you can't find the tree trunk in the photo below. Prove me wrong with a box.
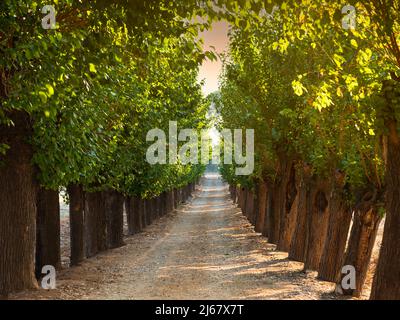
[135,196,144,231]
[126,197,135,235]
[151,198,156,223]
[104,190,124,249]
[303,180,331,271]
[155,196,161,219]
[288,165,312,262]
[255,181,267,233]
[242,188,248,216]
[85,191,107,257]
[277,163,298,252]
[126,196,143,235]
[280,192,299,252]
[183,186,189,202]
[173,189,178,208]
[177,188,182,205]
[0,110,38,296]
[145,199,152,226]
[318,172,352,282]
[252,184,259,226]
[237,188,243,210]
[140,198,147,228]
[182,186,185,203]
[267,180,280,244]
[160,192,167,216]
[35,187,61,278]
[85,192,98,257]
[338,191,382,297]
[371,119,400,299]
[241,188,247,213]
[182,186,187,202]
[245,190,255,225]
[168,191,173,213]
[67,184,85,266]
[289,181,310,262]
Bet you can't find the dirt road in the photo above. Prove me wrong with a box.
[12,173,347,300]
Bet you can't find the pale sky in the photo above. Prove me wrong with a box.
[198,21,230,96]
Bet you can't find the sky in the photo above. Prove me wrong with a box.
[198,21,230,96]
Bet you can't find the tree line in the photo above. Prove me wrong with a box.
[0,0,245,296]
[217,0,400,300]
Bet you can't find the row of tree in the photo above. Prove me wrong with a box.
[0,0,235,296]
[217,0,400,299]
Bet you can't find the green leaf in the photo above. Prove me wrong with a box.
[46,84,54,97]
[39,91,48,104]
[89,63,97,73]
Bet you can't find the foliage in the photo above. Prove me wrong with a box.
[0,0,231,196]
[217,1,400,203]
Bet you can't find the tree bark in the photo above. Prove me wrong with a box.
[160,192,167,216]
[104,190,124,249]
[145,199,152,226]
[85,191,107,257]
[279,192,299,252]
[183,186,186,202]
[288,189,308,261]
[126,197,135,235]
[85,192,98,257]
[187,184,191,199]
[237,188,243,210]
[165,191,172,213]
[303,180,331,271]
[252,184,259,226]
[338,191,382,297]
[35,187,61,278]
[245,189,255,225]
[135,197,144,230]
[277,161,297,252]
[255,181,267,233]
[140,198,147,228]
[288,164,312,262]
[67,184,85,266]
[371,119,400,299]
[241,187,246,213]
[267,180,280,244]
[155,195,161,219]
[173,189,178,208]
[185,185,190,201]
[242,188,248,216]
[318,171,352,282]
[177,188,182,205]
[253,193,259,227]
[0,110,38,296]
[183,186,187,202]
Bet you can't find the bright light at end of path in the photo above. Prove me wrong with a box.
[209,127,221,147]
